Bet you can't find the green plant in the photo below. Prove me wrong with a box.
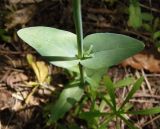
[128,0,153,29]
[79,76,160,129]
[17,0,160,128]
[0,28,11,42]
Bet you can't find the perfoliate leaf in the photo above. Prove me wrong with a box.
[18,28,144,71]
[18,27,79,69]
[81,33,144,69]
[47,85,84,124]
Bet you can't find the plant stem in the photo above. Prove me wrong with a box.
[73,0,83,58]
[73,0,85,85]
[79,63,85,85]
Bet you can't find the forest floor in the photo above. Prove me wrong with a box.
[0,0,160,129]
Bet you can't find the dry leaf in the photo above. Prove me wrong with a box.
[6,72,28,87]
[122,52,160,73]
[36,61,49,83]
[27,54,49,83]
[0,89,15,110]
[5,5,37,29]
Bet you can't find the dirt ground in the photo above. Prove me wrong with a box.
[0,0,160,129]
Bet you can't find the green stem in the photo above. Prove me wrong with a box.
[79,63,85,85]
[73,0,85,85]
[73,0,83,58]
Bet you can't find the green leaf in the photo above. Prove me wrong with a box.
[153,31,160,40]
[85,68,107,89]
[115,77,135,88]
[79,111,108,120]
[81,33,144,69]
[120,77,144,109]
[99,114,115,129]
[0,29,11,42]
[102,95,115,110]
[128,0,142,29]
[104,76,116,109]
[47,85,84,124]
[128,107,160,115]
[142,13,153,22]
[17,27,79,69]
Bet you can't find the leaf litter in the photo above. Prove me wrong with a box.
[0,0,160,129]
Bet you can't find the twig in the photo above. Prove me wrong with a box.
[129,99,159,104]
[141,69,153,94]
[140,4,160,13]
[142,115,160,127]
[134,93,160,99]
[25,85,39,104]
[87,8,116,14]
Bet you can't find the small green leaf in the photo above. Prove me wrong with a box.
[102,95,114,110]
[153,31,160,40]
[128,107,160,115]
[0,29,11,42]
[85,68,107,88]
[81,33,144,69]
[79,111,108,119]
[128,0,142,29]
[142,23,153,32]
[142,13,153,22]
[47,85,84,124]
[104,76,116,109]
[120,77,143,109]
[115,77,135,88]
[17,27,79,69]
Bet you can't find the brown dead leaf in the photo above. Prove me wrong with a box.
[27,54,49,84]
[122,52,160,73]
[5,5,37,29]
[0,89,15,110]
[5,72,28,88]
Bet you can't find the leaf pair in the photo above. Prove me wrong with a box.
[17,27,144,71]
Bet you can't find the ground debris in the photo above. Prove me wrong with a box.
[5,5,37,29]
[9,0,42,4]
[122,51,160,73]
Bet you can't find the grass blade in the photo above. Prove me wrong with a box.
[127,107,160,115]
[104,76,116,110]
[120,77,143,109]
[115,77,135,88]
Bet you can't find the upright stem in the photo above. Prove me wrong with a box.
[73,0,83,58]
[73,0,84,85]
